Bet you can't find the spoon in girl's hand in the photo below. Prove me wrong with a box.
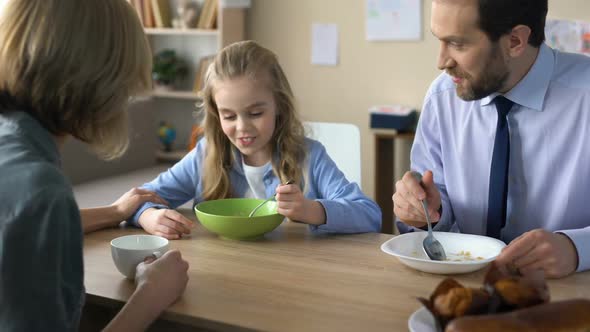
[248,180,294,218]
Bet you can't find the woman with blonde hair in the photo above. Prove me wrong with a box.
[131,40,381,238]
[0,0,188,330]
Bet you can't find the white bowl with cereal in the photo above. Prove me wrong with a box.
[380,231,506,274]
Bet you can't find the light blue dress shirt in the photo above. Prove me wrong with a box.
[402,44,590,272]
[130,138,381,234]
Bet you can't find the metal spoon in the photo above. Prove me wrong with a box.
[248,180,294,218]
[410,171,447,261]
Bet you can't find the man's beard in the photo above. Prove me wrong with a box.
[449,45,510,101]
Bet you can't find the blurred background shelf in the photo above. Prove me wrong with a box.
[145,28,219,36]
[126,0,247,165]
[155,150,188,163]
[151,90,202,100]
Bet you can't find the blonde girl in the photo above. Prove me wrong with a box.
[132,41,381,238]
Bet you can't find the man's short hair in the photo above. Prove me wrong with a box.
[477,0,548,47]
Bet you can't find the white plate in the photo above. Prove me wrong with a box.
[408,307,438,332]
[381,231,506,274]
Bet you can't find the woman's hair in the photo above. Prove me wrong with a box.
[198,40,307,200]
[0,0,152,159]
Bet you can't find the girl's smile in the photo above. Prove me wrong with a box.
[238,136,256,147]
[214,73,277,166]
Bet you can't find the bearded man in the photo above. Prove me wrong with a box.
[393,0,590,279]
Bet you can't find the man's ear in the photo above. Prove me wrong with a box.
[508,24,532,57]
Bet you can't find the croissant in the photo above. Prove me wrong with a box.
[418,278,490,329]
[484,262,549,312]
[445,299,590,332]
[418,262,552,330]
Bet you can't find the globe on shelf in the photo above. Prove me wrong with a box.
[157,121,177,152]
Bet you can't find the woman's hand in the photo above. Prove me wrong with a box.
[81,188,170,233]
[111,187,168,221]
[135,250,189,312]
[138,208,194,239]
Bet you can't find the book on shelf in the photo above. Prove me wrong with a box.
[151,0,172,28]
[193,56,215,92]
[206,0,218,29]
[131,0,144,26]
[197,0,211,29]
[142,0,155,28]
[197,0,218,29]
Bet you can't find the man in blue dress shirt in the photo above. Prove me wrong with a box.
[393,0,590,278]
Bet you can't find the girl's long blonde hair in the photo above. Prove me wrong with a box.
[0,0,152,159]
[198,41,307,200]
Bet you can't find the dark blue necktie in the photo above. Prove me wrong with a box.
[487,96,514,239]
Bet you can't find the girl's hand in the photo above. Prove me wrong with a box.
[138,208,194,240]
[275,183,326,225]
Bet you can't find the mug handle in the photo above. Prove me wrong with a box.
[143,251,162,263]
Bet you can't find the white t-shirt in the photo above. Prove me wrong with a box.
[242,161,271,199]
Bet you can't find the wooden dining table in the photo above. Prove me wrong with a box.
[82,213,590,332]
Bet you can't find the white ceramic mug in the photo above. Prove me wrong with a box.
[110,234,169,279]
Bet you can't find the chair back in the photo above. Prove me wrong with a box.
[304,121,362,187]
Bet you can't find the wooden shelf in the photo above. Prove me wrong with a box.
[155,150,188,162]
[145,28,219,36]
[151,90,202,100]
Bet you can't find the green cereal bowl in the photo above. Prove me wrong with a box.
[194,198,285,240]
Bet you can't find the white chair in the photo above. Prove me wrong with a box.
[304,121,362,187]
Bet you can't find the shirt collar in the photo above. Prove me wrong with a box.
[231,148,275,177]
[481,43,553,112]
[0,111,61,166]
